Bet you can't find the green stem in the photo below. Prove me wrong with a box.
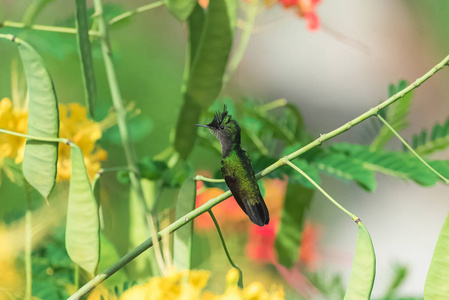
[24,182,33,300]
[208,210,243,288]
[285,160,357,221]
[94,0,165,275]
[0,20,100,36]
[0,128,68,144]
[260,98,287,112]
[195,175,225,183]
[377,115,449,184]
[69,53,449,300]
[74,264,80,290]
[108,1,165,26]
[222,0,259,86]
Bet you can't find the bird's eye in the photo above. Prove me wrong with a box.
[219,126,225,130]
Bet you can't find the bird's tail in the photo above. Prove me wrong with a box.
[243,199,270,226]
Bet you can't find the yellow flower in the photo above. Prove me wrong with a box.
[0,98,28,165]
[57,103,107,181]
[114,268,284,300]
[87,285,117,300]
[0,226,22,300]
[0,99,107,181]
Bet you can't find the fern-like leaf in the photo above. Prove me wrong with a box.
[370,80,413,150]
[312,152,377,192]
[333,143,438,186]
[407,117,449,156]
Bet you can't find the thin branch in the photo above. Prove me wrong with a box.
[285,160,357,221]
[377,115,449,184]
[69,53,449,300]
[108,1,165,26]
[223,0,260,86]
[208,210,243,288]
[195,175,225,183]
[0,128,68,144]
[0,20,100,36]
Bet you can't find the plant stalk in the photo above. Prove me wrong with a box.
[208,210,243,288]
[93,0,165,275]
[24,182,33,300]
[1,20,100,36]
[285,160,357,221]
[108,1,165,26]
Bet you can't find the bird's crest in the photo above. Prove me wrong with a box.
[209,105,232,128]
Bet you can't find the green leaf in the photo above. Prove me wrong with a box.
[371,80,413,151]
[425,211,449,299]
[174,0,234,159]
[0,36,60,199]
[173,177,197,270]
[75,0,97,117]
[313,152,377,192]
[332,143,438,187]
[185,0,233,108]
[344,222,376,300]
[275,183,314,268]
[166,0,197,21]
[65,144,99,276]
[409,117,449,156]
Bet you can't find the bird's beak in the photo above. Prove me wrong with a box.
[195,124,209,128]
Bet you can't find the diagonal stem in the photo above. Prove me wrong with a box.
[208,210,243,288]
[377,115,449,184]
[66,52,448,299]
[108,1,165,26]
[285,160,358,221]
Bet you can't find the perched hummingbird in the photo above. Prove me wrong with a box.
[196,106,269,226]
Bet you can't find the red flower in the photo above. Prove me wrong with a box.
[246,218,319,268]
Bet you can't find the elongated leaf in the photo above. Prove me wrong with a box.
[65,144,99,276]
[424,211,449,298]
[173,177,196,270]
[344,222,376,300]
[409,116,449,156]
[371,80,413,151]
[173,4,206,159]
[0,36,60,199]
[313,152,377,192]
[166,0,197,21]
[75,0,97,117]
[186,0,234,107]
[332,143,438,187]
[174,0,235,159]
[275,183,314,268]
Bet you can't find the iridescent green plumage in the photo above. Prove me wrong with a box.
[196,106,269,226]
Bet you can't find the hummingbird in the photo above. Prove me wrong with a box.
[196,106,269,226]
